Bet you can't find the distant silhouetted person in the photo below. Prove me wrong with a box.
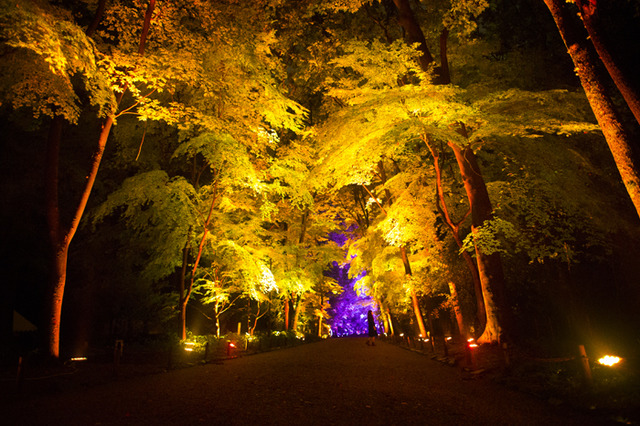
[366,310,377,346]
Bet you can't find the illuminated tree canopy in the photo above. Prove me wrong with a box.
[1,0,640,360]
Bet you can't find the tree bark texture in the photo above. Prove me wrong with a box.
[574,0,640,126]
[448,281,466,338]
[425,134,485,328]
[448,141,509,344]
[181,183,218,339]
[292,293,301,332]
[362,174,428,340]
[179,236,190,340]
[284,298,290,331]
[399,246,428,338]
[391,3,506,342]
[43,1,156,358]
[392,0,433,72]
[45,113,112,358]
[544,0,640,219]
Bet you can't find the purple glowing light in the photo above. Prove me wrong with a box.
[325,261,379,336]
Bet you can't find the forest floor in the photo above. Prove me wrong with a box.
[390,335,640,424]
[1,336,639,424]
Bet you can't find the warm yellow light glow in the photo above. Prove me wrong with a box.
[184,341,195,352]
[468,343,478,348]
[467,338,475,342]
[446,337,452,341]
[70,357,87,361]
[598,355,622,366]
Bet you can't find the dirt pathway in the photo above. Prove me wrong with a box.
[5,338,610,425]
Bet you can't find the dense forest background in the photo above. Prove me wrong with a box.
[1,0,640,363]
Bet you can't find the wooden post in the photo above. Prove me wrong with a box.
[113,340,124,376]
[469,345,477,370]
[16,356,24,390]
[464,343,473,368]
[578,344,593,386]
[502,342,510,368]
[441,334,448,357]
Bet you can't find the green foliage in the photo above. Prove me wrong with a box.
[0,0,114,122]
[442,0,490,38]
[173,132,263,190]
[91,170,198,281]
[327,39,427,97]
[217,240,279,299]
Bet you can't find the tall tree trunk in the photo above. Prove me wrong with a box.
[292,293,301,332]
[392,0,433,71]
[43,0,155,359]
[544,0,640,219]
[389,2,504,342]
[424,134,485,329]
[215,308,221,338]
[45,114,113,358]
[317,291,325,337]
[438,28,451,84]
[362,177,428,338]
[180,185,218,340]
[283,297,290,330]
[399,246,428,338]
[447,140,510,344]
[85,0,106,37]
[385,305,395,336]
[574,0,640,126]
[448,281,466,338]
[178,233,190,340]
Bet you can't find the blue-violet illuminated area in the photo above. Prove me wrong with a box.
[325,261,379,336]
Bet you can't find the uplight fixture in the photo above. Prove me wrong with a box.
[598,355,622,367]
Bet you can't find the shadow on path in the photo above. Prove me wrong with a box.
[5,337,610,425]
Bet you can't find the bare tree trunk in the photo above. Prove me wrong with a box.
[448,281,466,338]
[385,305,395,336]
[438,28,451,84]
[43,0,156,359]
[180,185,218,340]
[448,140,509,344]
[400,246,428,338]
[574,0,640,126]
[361,178,428,338]
[424,134,485,329]
[284,297,290,331]
[392,0,433,71]
[45,113,113,358]
[85,0,106,37]
[389,1,501,342]
[292,293,301,332]
[544,0,640,219]
[178,234,190,340]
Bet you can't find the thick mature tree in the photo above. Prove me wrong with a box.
[574,0,640,126]
[543,0,640,219]
[0,0,155,358]
[424,134,484,328]
[385,0,512,343]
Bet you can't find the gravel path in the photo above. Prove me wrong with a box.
[5,338,610,425]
